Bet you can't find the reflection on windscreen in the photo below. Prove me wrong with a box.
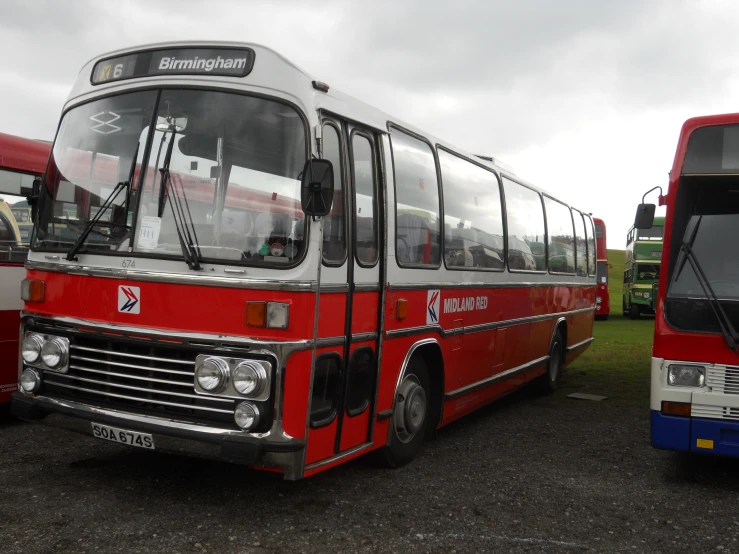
[34,89,307,266]
[668,215,739,300]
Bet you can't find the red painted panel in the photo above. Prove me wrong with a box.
[305,421,338,465]
[25,271,315,341]
[281,349,313,440]
[317,292,346,338]
[0,310,20,342]
[350,291,379,334]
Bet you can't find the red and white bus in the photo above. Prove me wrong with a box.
[643,113,739,457]
[12,42,596,478]
[592,217,610,320]
[0,132,51,407]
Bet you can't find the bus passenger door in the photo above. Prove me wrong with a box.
[305,118,382,467]
[335,123,382,453]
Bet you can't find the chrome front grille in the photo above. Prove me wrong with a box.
[36,329,239,428]
[706,365,739,395]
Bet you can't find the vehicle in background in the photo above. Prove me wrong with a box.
[10,200,33,245]
[0,132,51,407]
[623,216,664,319]
[12,42,596,478]
[593,217,610,320]
[642,113,739,458]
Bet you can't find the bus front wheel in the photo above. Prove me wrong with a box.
[629,303,641,320]
[380,357,431,468]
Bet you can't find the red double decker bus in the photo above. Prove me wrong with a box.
[0,132,51,407]
[593,217,610,320]
[12,42,596,478]
[643,113,739,457]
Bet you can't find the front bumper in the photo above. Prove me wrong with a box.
[12,393,304,473]
[651,410,739,456]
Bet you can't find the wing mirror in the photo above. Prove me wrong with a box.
[300,159,334,217]
[27,177,41,224]
[634,203,656,230]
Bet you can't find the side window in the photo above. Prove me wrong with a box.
[321,123,346,265]
[503,177,547,271]
[352,133,378,266]
[310,354,343,428]
[586,215,597,277]
[544,197,575,274]
[390,127,441,267]
[440,150,504,270]
[572,209,587,277]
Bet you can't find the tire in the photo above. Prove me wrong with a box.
[536,329,564,393]
[629,302,641,320]
[595,314,609,321]
[380,357,431,468]
[622,299,628,316]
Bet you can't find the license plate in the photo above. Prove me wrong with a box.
[91,423,155,449]
[20,229,29,239]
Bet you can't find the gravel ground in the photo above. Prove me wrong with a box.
[2,384,738,554]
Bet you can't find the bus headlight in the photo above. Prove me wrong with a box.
[234,402,260,430]
[233,361,267,396]
[21,334,44,364]
[667,364,706,388]
[20,368,41,393]
[195,357,229,392]
[596,297,602,304]
[40,338,68,370]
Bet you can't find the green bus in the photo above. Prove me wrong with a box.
[623,216,663,319]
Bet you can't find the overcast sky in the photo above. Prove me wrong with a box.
[2,0,738,248]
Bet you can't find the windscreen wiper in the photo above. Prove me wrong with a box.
[679,241,739,351]
[66,181,129,261]
[673,215,702,283]
[158,131,202,270]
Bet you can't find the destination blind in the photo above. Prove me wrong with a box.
[91,47,255,84]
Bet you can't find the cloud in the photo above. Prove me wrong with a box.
[1,0,738,245]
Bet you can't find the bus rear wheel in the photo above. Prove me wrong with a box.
[380,357,431,468]
[629,303,641,320]
[536,330,564,393]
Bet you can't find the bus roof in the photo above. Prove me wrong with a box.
[68,41,589,215]
[0,132,51,175]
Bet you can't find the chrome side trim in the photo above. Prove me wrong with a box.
[43,380,235,414]
[566,337,594,352]
[445,355,550,399]
[351,332,378,343]
[315,333,378,348]
[386,307,595,339]
[387,281,596,291]
[303,442,374,471]
[316,337,345,348]
[25,260,316,292]
[355,283,381,292]
[319,283,348,293]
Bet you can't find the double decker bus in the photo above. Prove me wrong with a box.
[643,113,739,458]
[623,216,663,319]
[0,133,51,407]
[12,42,596,479]
[593,217,610,320]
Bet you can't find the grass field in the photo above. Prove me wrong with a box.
[561,248,654,406]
